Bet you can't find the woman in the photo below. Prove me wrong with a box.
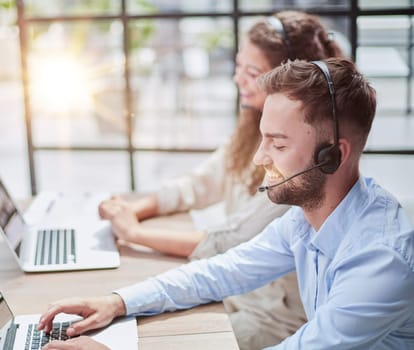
[99,11,343,350]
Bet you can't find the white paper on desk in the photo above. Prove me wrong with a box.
[87,316,139,350]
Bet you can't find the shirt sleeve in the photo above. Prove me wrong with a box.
[156,146,227,214]
[270,244,414,350]
[114,214,296,316]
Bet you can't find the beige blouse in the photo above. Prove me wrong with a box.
[156,144,289,259]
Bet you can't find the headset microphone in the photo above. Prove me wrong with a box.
[257,161,328,192]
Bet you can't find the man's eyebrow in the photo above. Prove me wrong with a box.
[264,132,288,139]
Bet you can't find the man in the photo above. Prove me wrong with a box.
[98,12,344,349]
[40,58,414,349]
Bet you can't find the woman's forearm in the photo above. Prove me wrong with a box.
[133,227,206,258]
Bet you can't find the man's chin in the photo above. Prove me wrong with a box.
[266,190,285,205]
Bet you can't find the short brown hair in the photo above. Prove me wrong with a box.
[258,58,377,151]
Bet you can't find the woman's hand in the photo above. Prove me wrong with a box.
[99,194,159,221]
[98,196,131,221]
[98,196,141,242]
[108,204,142,242]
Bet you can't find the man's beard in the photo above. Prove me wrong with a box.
[267,163,327,211]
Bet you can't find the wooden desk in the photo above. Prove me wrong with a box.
[0,213,239,350]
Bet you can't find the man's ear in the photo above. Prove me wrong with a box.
[337,138,352,166]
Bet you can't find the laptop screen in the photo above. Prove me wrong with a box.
[0,180,25,254]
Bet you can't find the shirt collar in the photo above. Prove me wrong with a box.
[310,176,369,259]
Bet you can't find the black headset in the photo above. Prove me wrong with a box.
[310,61,341,174]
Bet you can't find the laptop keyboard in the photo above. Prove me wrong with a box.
[25,322,76,350]
[35,229,77,265]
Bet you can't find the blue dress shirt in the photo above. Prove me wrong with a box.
[116,176,414,349]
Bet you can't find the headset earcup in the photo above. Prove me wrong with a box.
[316,144,341,174]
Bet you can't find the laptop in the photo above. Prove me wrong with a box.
[0,179,120,272]
[0,291,138,350]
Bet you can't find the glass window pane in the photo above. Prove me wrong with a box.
[358,16,410,46]
[126,0,233,14]
[134,151,210,192]
[366,115,414,150]
[360,155,414,209]
[364,77,410,112]
[26,20,128,147]
[359,0,413,10]
[0,6,29,198]
[129,18,237,149]
[356,16,411,114]
[239,0,349,12]
[35,151,130,193]
[0,80,29,198]
[23,0,121,16]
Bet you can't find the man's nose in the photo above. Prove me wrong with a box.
[253,145,271,166]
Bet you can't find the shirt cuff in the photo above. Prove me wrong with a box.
[114,279,163,316]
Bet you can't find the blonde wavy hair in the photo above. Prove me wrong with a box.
[225,11,344,195]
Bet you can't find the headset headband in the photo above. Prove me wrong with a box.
[267,16,293,60]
